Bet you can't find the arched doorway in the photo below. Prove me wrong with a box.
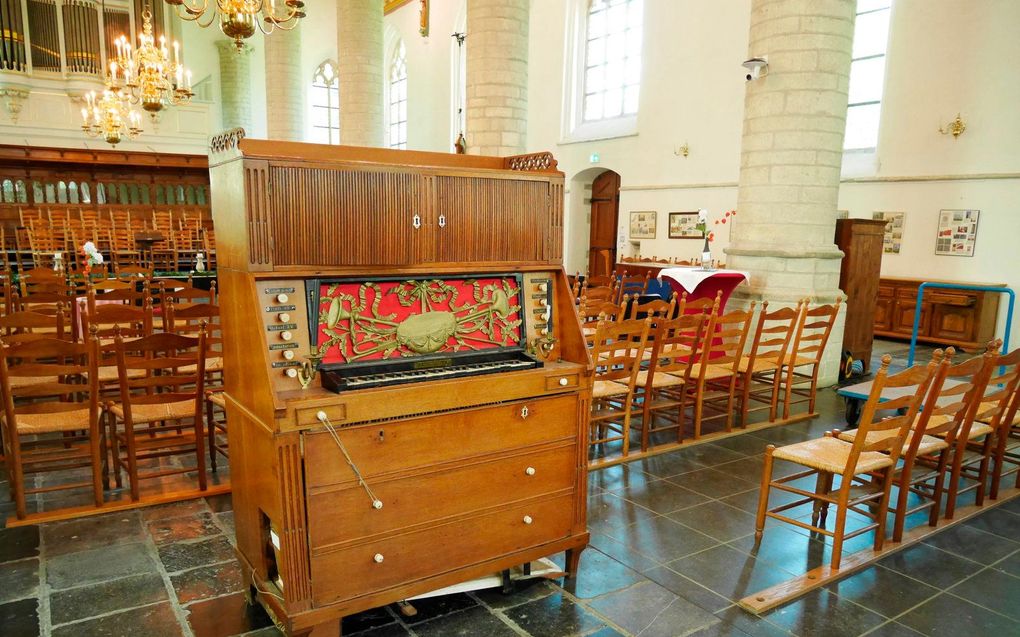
[588,170,620,279]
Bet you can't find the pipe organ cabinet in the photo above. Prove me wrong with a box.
[209,131,591,637]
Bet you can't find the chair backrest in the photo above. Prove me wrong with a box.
[114,265,154,281]
[682,290,722,316]
[0,306,66,344]
[976,345,1020,434]
[0,336,99,436]
[82,292,154,342]
[744,301,803,370]
[591,318,651,388]
[915,345,996,448]
[580,296,626,324]
[114,330,207,407]
[586,273,615,288]
[706,303,756,373]
[848,353,941,471]
[158,280,216,308]
[646,313,704,382]
[628,292,677,320]
[617,272,649,301]
[166,300,220,356]
[787,297,842,366]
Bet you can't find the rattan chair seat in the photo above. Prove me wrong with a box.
[635,369,684,388]
[6,407,97,434]
[837,428,948,456]
[109,399,196,423]
[738,356,779,373]
[593,379,629,398]
[771,437,894,474]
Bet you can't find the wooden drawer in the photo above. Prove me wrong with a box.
[303,394,578,487]
[928,292,975,307]
[309,493,575,606]
[877,285,895,298]
[307,444,576,548]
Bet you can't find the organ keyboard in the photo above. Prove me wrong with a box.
[210,132,591,637]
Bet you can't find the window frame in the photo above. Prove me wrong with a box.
[311,59,341,145]
[844,1,892,153]
[387,40,408,150]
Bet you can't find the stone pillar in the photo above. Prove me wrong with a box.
[465,0,528,156]
[264,26,304,141]
[337,0,383,147]
[725,0,856,384]
[216,40,253,132]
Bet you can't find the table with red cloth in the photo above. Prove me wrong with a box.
[656,267,750,312]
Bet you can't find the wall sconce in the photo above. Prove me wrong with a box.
[938,113,966,139]
[674,142,689,157]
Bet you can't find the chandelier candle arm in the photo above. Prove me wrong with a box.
[107,8,194,117]
[162,0,306,49]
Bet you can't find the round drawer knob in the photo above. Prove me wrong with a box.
[525,466,536,476]
[372,500,383,510]
[276,293,289,303]
[558,377,569,387]
[282,350,295,360]
[280,331,293,341]
[373,553,385,563]
[278,313,291,323]
[285,368,298,378]
[538,283,548,293]
[522,515,533,525]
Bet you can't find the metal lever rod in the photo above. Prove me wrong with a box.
[317,411,383,510]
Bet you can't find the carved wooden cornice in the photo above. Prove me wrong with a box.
[209,128,246,154]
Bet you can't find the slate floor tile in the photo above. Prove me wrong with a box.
[50,572,168,625]
[636,596,721,637]
[474,578,556,609]
[204,493,234,513]
[397,592,476,625]
[171,561,245,605]
[141,499,211,522]
[186,591,273,637]
[693,605,791,637]
[762,588,885,637]
[612,514,717,563]
[922,520,1018,565]
[898,591,1020,636]
[148,512,222,545]
[636,451,714,478]
[348,623,410,637]
[341,606,398,634]
[589,463,656,493]
[587,491,658,535]
[502,592,606,637]
[641,564,732,613]
[0,558,39,604]
[878,542,984,589]
[667,544,797,602]
[947,567,1020,621]
[610,477,710,515]
[992,550,1020,577]
[414,605,518,637]
[158,536,235,573]
[962,507,1020,541]
[587,580,677,634]
[41,512,144,557]
[823,565,939,619]
[555,547,644,600]
[46,542,156,590]
[704,435,770,458]
[677,443,748,467]
[588,532,661,573]
[673,467,759,499]
[0,526,39,563]
[669,500,759,542]
[53,602,183,637]
[862,622,927,637]
[0,598,39,637]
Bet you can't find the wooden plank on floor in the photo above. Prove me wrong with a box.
[738,486,1020,614]
[5,482,232,527]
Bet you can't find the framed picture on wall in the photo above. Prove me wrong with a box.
[872,211,905,254]
[668,211,702,239]
[935,209,979,257]
[629,211,657,240]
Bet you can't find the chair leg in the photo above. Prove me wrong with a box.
[769,368,782,422]
[10,440,27,520]
[194,415,208,492]
[892,469,911,543]
[830,488,851,571]
[739,373,751,428]
[755,445,776,542]
[206,399,218,473]
[693,385,705,439]
[108,411,123,489]
[874,467,896,552]
[783,368,794,421]
[945,443,966,520]
[813,471,834,528]
[124,419,140,502]
[808,366,820,414]
[929,449,950,527]
[990,428,1007,500]
[90,430,104,508]
[975,436,992,507]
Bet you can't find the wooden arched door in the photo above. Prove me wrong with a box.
[587,170,620,278]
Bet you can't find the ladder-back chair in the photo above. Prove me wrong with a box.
[636,313,704,450]
[781,297,842,420]
[698,303,756,433]
[589,318,651,460]
[737,301,803,425]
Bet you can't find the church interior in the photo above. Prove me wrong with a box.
[0,1,1018,636]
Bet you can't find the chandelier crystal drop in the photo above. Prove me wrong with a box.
[162,0,307,50]
[80,87,143,147]
[110,9,193,117]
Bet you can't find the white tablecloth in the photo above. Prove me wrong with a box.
[656,267,751,293]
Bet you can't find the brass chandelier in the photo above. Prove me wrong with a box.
[110,9,193,117]
[80,86,143,147]
[162,0,307,50]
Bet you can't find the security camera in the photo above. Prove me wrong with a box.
[742,57,768,81]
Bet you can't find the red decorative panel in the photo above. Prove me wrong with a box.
[316,277,523,364]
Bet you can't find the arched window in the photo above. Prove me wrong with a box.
[15,179,27,203]
[32,181,43,203]
[311,60,341,145]
[196,186,207,205]
[80,182,91,203]
[1,179,13,203]
[57,181,68,203]
[68,181,79,203]
[96,183,107,204]
[582,0,643,122]
[845,0,892,150]
[388,41,408,149]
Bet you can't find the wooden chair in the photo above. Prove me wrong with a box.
[586,273,616,288]
[589,318,651,460]
[628,292,678,320]
[756,354,939,570]
[780,297,842,420]
[108,210,141,267]
[697,303,756,434]
[736,301,803,425]
[636,313,704,450]
[0,335,104,519]
[166,300,223,384]
[108,329,209,501]
[82,296,154,395]
[0,306,66,345]
[987,353,1020,498]
[680,290,722,316]
[617,271,649,302]
[202,227,217,271]
[581,285,615,303]
[205,390,228,472]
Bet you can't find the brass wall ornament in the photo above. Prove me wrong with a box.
[938,113,966,139]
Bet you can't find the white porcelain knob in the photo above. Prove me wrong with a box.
[538,283,548,292]
[525,467,536,476]
[373,553,384,563]
[539,298,549,308]
[539,328,548,336]
[282,350,295,360]
[558,377,568,386]
[276,293,289,303]
[372,500,383,510]
[278,313,291,323]
[280,331,292,341]
[285,368,298,378]
[522,515,533,525]
[316,410,328,421]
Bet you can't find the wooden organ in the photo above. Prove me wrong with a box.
[209,131,591,637]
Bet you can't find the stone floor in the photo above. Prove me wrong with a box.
[1,340,1018,636]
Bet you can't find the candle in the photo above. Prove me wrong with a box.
[110,61,117,82]
[176,66,183,87]
[81,107,89,123]
[185,70,192,90]
[173,41,179,66]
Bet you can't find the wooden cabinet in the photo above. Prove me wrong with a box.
[874,277,1004,350]
[834,219,886,372]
